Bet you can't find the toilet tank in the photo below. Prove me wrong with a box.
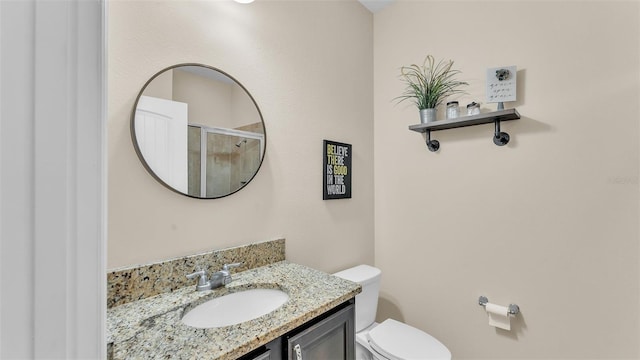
[333,265,381,332]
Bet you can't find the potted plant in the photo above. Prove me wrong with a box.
[395,55,468,124]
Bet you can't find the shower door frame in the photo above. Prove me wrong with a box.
[190,124,265,198]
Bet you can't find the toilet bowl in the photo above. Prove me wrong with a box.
[334,265,451,360]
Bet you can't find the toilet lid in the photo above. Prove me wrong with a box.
[366,319,451,360]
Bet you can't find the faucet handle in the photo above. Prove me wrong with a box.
[186,270,211,291]
[222,262,243,271]
[220,262,243,285]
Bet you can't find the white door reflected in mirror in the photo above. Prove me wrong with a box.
[135,96,188,193]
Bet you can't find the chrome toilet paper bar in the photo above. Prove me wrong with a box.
[478,296,520,315]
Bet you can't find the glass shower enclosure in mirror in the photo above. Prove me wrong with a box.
[131,64,266,199]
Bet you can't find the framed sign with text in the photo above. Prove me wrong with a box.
[323,140,352,200]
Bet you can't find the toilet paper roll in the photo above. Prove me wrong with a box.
[485,303,511,331]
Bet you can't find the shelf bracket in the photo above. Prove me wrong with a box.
[408,109,520,152]
[426,130,440,152]
[493,120,510,146]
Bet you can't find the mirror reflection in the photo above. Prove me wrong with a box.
[132,64,266,198]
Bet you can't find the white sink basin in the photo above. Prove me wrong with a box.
[181,288,289,328]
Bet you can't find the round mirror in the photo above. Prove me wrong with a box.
[131,64,266,199]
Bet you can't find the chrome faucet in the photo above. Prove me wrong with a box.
[210,262,242,288]
[185,269,212,291]
[185,262,243,291]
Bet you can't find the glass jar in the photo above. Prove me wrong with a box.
[446,101,459,120]
[466,102,480,116]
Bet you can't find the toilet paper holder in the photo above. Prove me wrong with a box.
[478,296,520,316]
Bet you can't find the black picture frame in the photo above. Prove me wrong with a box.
[323,140,352,200]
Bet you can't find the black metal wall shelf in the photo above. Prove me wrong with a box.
[408,108,520,152]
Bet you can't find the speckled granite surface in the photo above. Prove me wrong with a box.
[108,261,360,360]
[108,239,285,308]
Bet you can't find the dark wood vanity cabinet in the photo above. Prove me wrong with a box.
[240,300,355,360]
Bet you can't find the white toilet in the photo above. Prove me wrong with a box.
[334,265,451,360]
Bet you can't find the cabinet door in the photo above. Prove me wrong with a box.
[239,337,282,360]
[287,304,354,360]
[250,350,272,360]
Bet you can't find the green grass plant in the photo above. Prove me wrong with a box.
[395,55,468,110]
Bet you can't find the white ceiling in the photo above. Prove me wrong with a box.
[358,0,394,13]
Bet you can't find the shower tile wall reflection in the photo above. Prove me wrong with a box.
[237,123,262,191]
[187,123,263,198]
[207,132,232,197]
[188,126,201,196]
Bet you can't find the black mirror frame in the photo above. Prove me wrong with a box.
[130,63,267,199]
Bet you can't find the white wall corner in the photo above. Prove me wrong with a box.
[358,0,394,13]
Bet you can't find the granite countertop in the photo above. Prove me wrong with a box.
[107,261,361,359]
